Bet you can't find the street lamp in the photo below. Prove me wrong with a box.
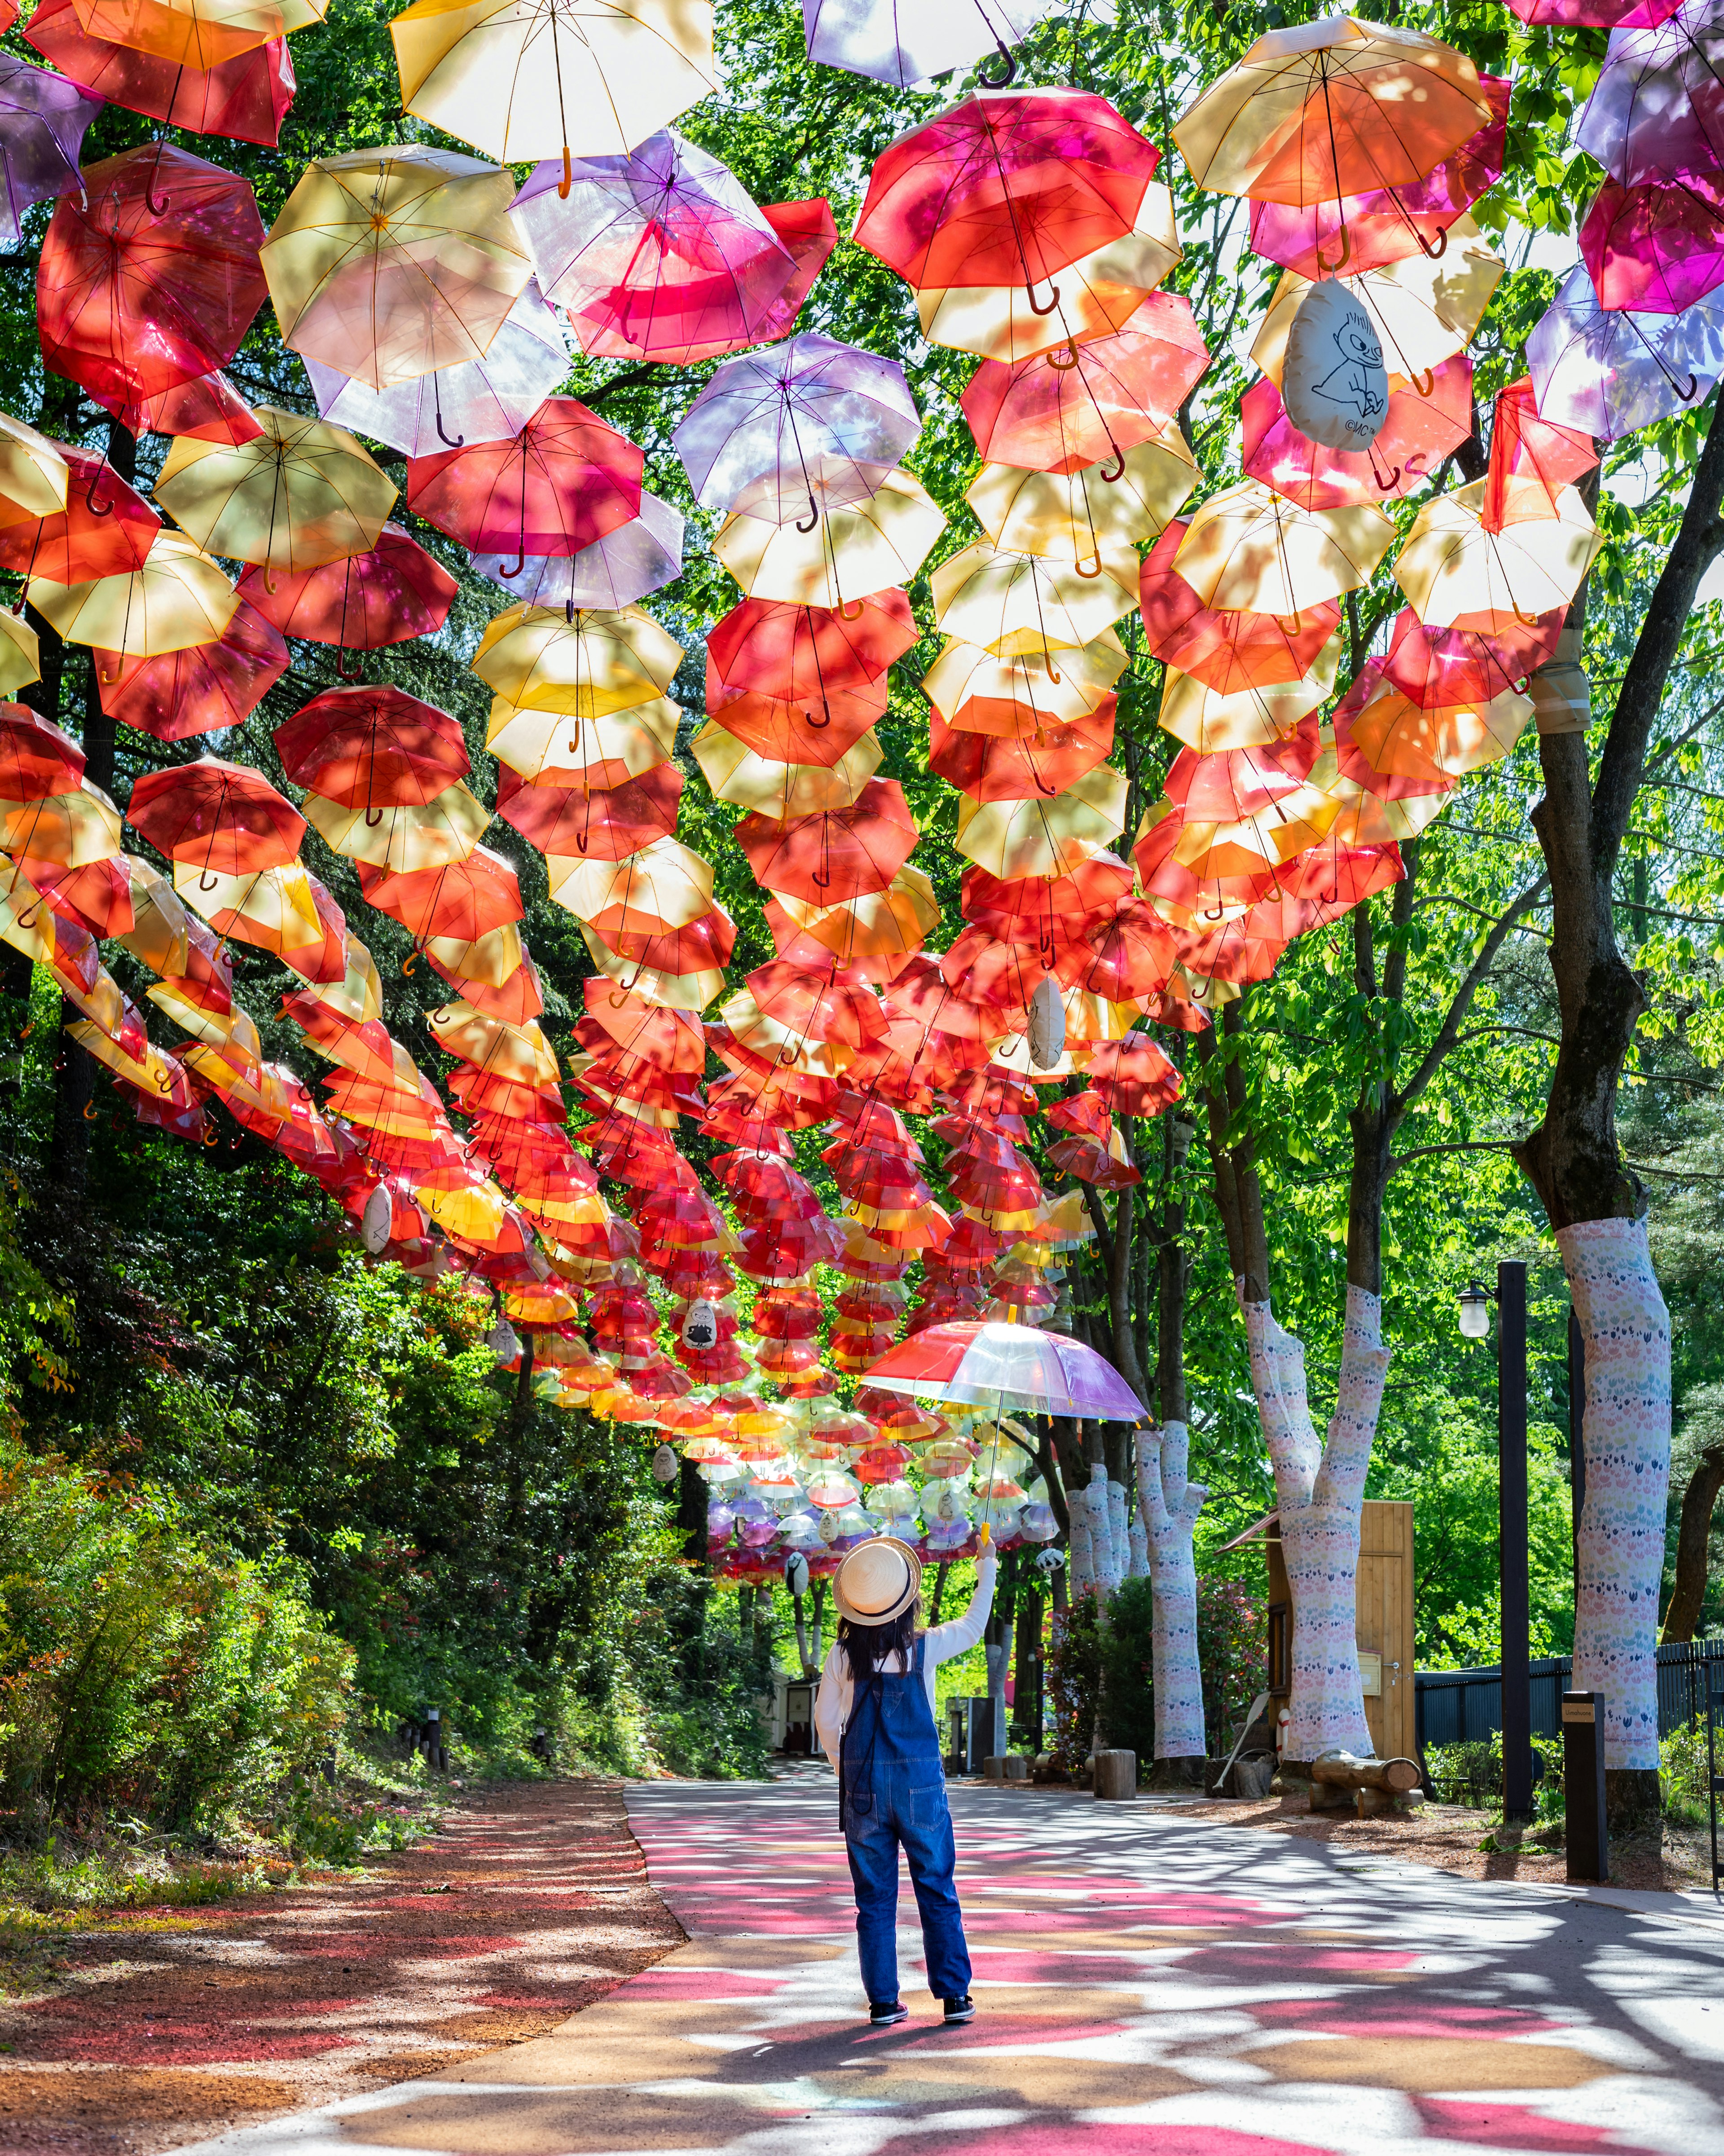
[1455,1262,1534,1825]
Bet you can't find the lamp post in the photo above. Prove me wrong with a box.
[1457,1261,1534,1824]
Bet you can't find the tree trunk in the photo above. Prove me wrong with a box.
[1133,1423,1206,1770]
[1662,1444,1724,1643]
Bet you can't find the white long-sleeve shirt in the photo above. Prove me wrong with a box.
[814,1552,997,1771]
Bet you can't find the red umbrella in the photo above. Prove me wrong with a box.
[0,446,160,586]
[1055,899,1178,1001]
[237,524,457,648]
[1134,797,1282,920]
[405,398,643,564]
[928,706,1113,801]
[360,846,523,943]
[0,702,84,801]
[496,763,681,860]
[707,658,886,767]
[1164,725,1320,823]
[961,294,1209,474]
[960,849,1132,945]
[1381,605,1564,709]
[1481,378,1598,532]
[745,957,888,1050]
[128,757,305,873]
[37,144,267,408]
[1174,908,1296,984]
[1243,357,1473,512]
[97,600,289,740]
[160,913,235,1014]
[94,369,264,445]
[273,685,468,808]
[735,779,919,904]
[20,855,134,938]
[853,91,1161,295]
[1139,520,1340,694]
[594,903,736,975]
[26,0,296,149]
[1082,1033,1180,1116]
[1277,833,1405,913]
[708,589,916,700]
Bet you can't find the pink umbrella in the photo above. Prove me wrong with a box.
[237,524,458,649]
[1581,171,1724,314]
[96,600,288,739]
[864,1318,1144,1418]
[405,396,643,566]
[1243,357,1473,510]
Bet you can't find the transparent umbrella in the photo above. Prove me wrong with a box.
[1528,263,1724,439]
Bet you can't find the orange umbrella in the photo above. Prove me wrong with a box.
[735,780,919,905]
[1139,518,1338,694]
[360,844,523,942]
[929,706,1114,801]
[128,757,304,874]
[0,780,124,867]
[1334,661,1533,788]
[923,633,1126,738]
[1158,652,1340,754]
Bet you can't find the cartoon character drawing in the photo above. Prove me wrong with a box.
[1311,313,1386,437]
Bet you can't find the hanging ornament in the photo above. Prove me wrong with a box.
[1027,972,1066,1070]
[1281,279,1389,451]
[361,1181,393,1253]
[651,1442,679,1482]
[487,1315,522,1363]
[681,1296,719,1351]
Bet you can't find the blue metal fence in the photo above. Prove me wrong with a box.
[1415,1636,1724,1751]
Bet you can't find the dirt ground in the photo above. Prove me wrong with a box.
[0,1777,685,2156]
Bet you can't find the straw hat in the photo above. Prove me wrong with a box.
[833,1536,922,1627]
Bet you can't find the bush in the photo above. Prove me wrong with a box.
[1047,1596,1103,1770]
[1091,1575,1270,1767]
[1662,1719,1713,1825]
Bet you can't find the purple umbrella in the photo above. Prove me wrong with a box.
[0,56,101,248]
[803,0,1057,91]
[1577,0,1724,189]
[673,331,920,524]
[1581,171,1724,312]
[1527,263,1724,439]
[473,490,684,610]
[863,1318,1146,1420]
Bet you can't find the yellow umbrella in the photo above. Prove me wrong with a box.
[430,1001,560,1087]
[70,1019,187,1101]
[0,781,124,867]
[114,858,192,979]
[30,531,236,660]
[427,918,527,988]
[923,633,1126,737]
[550,836,714,933]
[61,963,130,1042]
[0,612,39,698]
[0,413,68,526]
[421,1179,515,1249]
[1311,757,1454,847]
[954,766,1127,878]
[967,432,1198,565]
[1348,681,1533,780]
[713,470,945,608]
[1395,481,1602,629]
[173,860,324,959]
[932,543,1139,659]
[485,693,680,782]
[1159,646,1341,753]
[155,407,397,574]
[292,932,384,1023]
[472,604,683,718]
[303,780,490,870]
[260,145,533,392]
[390,0,717,167]
[580,921,724,1013]
[774,864,939,967]
[1173,481,1394,614]
[917,190,1181,364]
[148,987,264,1082]
[692,721,880,815]
[718,990,855,1079]
[1251,225,1504,391]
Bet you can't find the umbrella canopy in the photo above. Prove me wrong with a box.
[406,396,643,560]
[1395,478,1604,629]
[71,0,322,69]
[0,614,38,699]
[1252,225,1504,389]
[864,1317,1143,1416]
[390,0,717,166]
[1577,0,1724,190]
[675,331,919,523]
[237,522,457,647]
[304,781,490,871]
[1157,651,1340,753]
[155,406,397,572]
[929,705,1113,801]
[0,53,101,247]
[0,780,124,868]
[1242,356,1473,511]
[129,756,306,874]
[709,588,914,700]
[735,778,919,904]
[923,632,1125,737]
[1138,517,1340,693]
[302,278,567,455]
[275,683,468,806]
[853,89,1160,295]
[485,693,679,784]
[92,367,264,446]
[37,143,267,408]
[1174,16,1491,207]
[26,0,295,149]
[803,0,1053,89]
[550,836,714,937]
[176,859,328,966]
[1527,265,1724,440]
[708,661,887,767]
[1382,605,1564,709]
[30,530,237,658]
[0,701,84,801]
[261,143,533,392]
[360,843,523,941]
[967,430,1199,563]
[1581,172,1724,316]
[496,762,680,859]
[471,492,683,613]
[96,599,288,740]
[471,602,682,716]
[954,764,1126,878]
[960,293,1209,474]
[1480,378,1598,532]
[1172,481,1394,614]
[712,468,945,607]
[771,866,940,968]
[0,411,70,528]
[693,721,881,814]
[932,542,1138,657]
[0,445,159,586]
[1337,669,1533,787]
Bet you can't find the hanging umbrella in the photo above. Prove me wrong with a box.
[735,778,919,904]
[178,860,329,968]
[693,722,881,814]
[303,781,491,871]
[0,54,101,246]
[1242,357,1473,511]
[0,701,84,800]
[1157,653,1339,753]
[932,542,1139,656]
[923,632,1125,736]
[674,332,919,523]
[275,683,468,805]
[712,468,945,607]
[1138,517,1340,694]
[0,779,122,868]
[853,89,1161,296]
[95,599,288,740]
[129,755,305,873]
[261,144,532,392]
[486,694,678,785]
[1577,0,1724,190]
[1172,481,1394,614]
[966,430,1198,563]
[0,412,69,528]
[1395,478,1603,629]
[960,293,1209,474]
[864,1316,1143,1417]
[93,367,264,447]
[30,530,237,658]
[1164,726,1321,823]
[1509,0,1681,24]
[550,837,715,942]
[771,865,939,968]
[929,705,1113,802]
[1527,265,1724,440]
[37,143,267,408]
[0,614,38,698]
[1251,225,1504,391]
[301,279,567,455]
[361,844,523,943]
[961,847,1131,944]
[25,853,136,940]
[1336,669,1533,788]
[471,493,683,613]
[1173,17,1491,207]
[1247,74,1509,277]
[1381,605,1563,709]
[26,0,295,149]
[1480,378,1598,531]
[707,662,887,767]
[72,0,323,69]
[0,445,159,587]
[496,762,680,860]
[710,588,913,701]
[954,765,1127,878]
[802,0,1053,88]
[406,396,643,563]
[1581,172,1724,315]
[1055,899,1178,1002]
[471,603,682,715]
[155,406,397,573]
[237,522,457,648]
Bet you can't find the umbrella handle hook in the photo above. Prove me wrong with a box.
[795,494,820,534]
[403,949,419,975]
[976,40,1016,87]
[839,598,864,620]
[1026,276,1062,317]
[1046,341,1079,372]
[198,871,217,893]
[1098,448,1125,483]
[433,405,464,451]
[558,145,573,201]
[1369,452,1402,493]
[1513,606,1543,629]
[1416,223,1448,261]
[806,699,831,729]
[1410,369,1435,398]
[85,461,114,518]
[364,806,384,829]
[498,550,526,579]
[1073,551,1103,579]
[1314,224,1352,276]
[336,646,363,680]
[1679,372,1700,402]
[144,140,170,219]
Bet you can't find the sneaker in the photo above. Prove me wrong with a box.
[942,1995,976,2025]
[869,2000,908,2027]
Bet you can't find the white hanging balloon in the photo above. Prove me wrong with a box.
[650,1443,679,1482]
[1028,973,1066,1070]
[1281,279,1390,451]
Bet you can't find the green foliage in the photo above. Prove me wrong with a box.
[1046,1597,1103,1771]
[1097,1574,1266,1763]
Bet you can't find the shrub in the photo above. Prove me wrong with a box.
[1047,1595,1103,1770]
[1092,1575,1269,1766]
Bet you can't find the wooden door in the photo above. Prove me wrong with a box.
[1357,1500,1416,1759]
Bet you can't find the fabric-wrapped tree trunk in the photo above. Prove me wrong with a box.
[1134,1422,1207,1765]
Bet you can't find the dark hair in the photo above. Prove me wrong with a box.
[838,1604,918,1685]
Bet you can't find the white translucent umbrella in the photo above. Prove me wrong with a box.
[472,491,684,610]
[802,0,1056,92]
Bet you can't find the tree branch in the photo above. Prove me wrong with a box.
[1391,870,1552,1118]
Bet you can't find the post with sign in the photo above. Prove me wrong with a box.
[1563,1691,1609,1883]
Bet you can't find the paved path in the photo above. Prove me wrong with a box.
[176,1778,1724,2156]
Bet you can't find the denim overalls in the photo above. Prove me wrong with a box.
[840,1634,972,2006]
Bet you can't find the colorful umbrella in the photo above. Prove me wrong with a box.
[1381,605,1563,709]
[95,599,288,740]
[496,762,680,860]
[0,614,37,698]
[1395,478,1603,629]
[237,522,457,648]
[693,722,881,814]
[129,755,306,874]
[712,468,946,607]
[0,54,101,246]
[37,143,267,407]
[471,493,684,613]
[1527,265,1724,440]
[954,765,1127,878]
[0,701,84,800]
[26,0,295,149]
[802,0,1053,88]
[92,367,264,447]
[1336,667,1533,787]
[471,603,682,716]
[1242,356,1473,510]
[0,445,159,587]
[923,632,1125,736]
[675,331,919,523]
[0,412,69,527]
[261,144,533,392]
[1157,653,1339,754]
[486,694,680,785]
[1577,0,1724,190]
[710,587,913,700]
[966,430,1198,562]
[406,397,643,563]
[30,530,237,659]
[735,779,919,904]
[303,782,491,871]
[1581,171,1724,316]
[0,780,122,868]
[1480,378,1598,532]
[930,705,1114,802]
[863,1316,1143,1416]
[1173,481,1394,614]
[72,0,322,69]
[932,542,1139,656]
[707,661,887,767]
[275,684,468,805]
[1138,518,1340,694]
[360,844,523,942]
[155,406,398,572]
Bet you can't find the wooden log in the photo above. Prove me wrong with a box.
[1093,1749,1136,1801]
[1310,1750,1421,1791]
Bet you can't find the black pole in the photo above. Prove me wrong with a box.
[1499,1260,1534,1824]
[1567,1304,1586,1610]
